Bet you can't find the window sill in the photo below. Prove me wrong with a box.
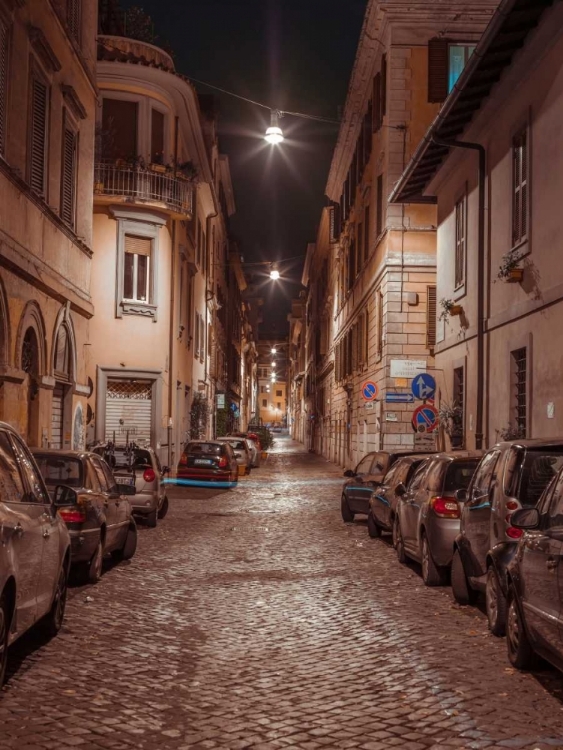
[121,300,157,319]
[510,238,530,258]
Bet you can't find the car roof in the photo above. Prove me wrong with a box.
[492,439,563,449]
[186,440,224,446]
[424,451,484,463]
[32,448,90,459]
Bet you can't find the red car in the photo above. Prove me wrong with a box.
[177,441,239,485]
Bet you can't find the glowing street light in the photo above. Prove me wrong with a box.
[271,347,277,355]
[269,268,280,281]
[264,111,284,145]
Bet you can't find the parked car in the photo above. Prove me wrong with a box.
[0,422,71,685]
[452,439,563,635]
[177,441,239,485]
[215,437,252,475]
[394,452,481,586]
[93,443,169,528]
[33,450,138,583]
[504,470,563,672]
[341,450,433,521]
[367,455,429,538]
[228,433,261,468]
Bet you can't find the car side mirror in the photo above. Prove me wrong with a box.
[117,483,137,496]
[54,485,78,506]
[511,507,540,530]
[234,452,242,459]
[343,469,355,478]
[395,482,407,497]
[455,488,467,502]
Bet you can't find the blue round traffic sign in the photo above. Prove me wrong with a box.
[412,404,439,433]
[362,381,379,401]
[411,372,436,401]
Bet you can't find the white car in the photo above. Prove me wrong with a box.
[0,422,71,685]
[215,438,252,475]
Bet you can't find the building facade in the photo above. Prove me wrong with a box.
[300,0,497,467]
[0,0,97,449]
[392,0,563,449]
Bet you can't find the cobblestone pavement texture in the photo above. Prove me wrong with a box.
[2,436,563,749]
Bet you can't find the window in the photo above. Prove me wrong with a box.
[511,347,527,436]
[448,45,475,93]
[355,454,374,475]
[357,223,363,269]
[262,399,267,408]
[61,120,78,229]
[426,286,437,349]
[376,174,384,238]
[428,39,476,102]
[455,197,466,289]
[28,71,49,195]
[364,206,370,263]
[66,0,81,43]
[199,316,205,361]
[195,312,201,357]
[277,402,281,410]
[10,434,49,504]
[0,431,25,503]
[0,16,9,156]
[512,129,528,247]
[372,72,382,132]
[151,108,165,164]
[124,235,151,303]
[91,456,109,492]
[54,325,72,381]
[376,289,384,357]
[101,98,137,161]
[468,450,500,507]
[276,390,282,397]
[452,366,465,448]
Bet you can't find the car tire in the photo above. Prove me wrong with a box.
[341,494,354,523]
[40,564,68,638]
[507,592,535,670]
[158,496,169,520]
[486,566,507,637]
[394,515,407,564]
[0,592,10,686]
[421,534,448,587]
[451,549,477,605]
[87,539,104,584]
[113,521,137,562]
[146,508,158,528]
[367,512,381,539]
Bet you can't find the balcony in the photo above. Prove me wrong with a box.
[94,163,194,219]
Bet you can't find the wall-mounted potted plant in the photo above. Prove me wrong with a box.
[439,298,463,325]
[497,423,526,441]
[175,160,198,182]
[439,401,464,448]
[497,249,524,283]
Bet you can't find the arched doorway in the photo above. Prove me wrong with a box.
[21,327,40,445]
[51,324,73,449]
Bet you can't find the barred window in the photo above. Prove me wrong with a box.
[512,130,529,246]
[455,197,466,289]
[511,347,527,436]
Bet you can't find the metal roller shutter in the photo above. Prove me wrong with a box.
[105,380,152,445]
[51,384,64,449]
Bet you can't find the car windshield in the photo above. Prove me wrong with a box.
[34,455,83,487]
[186,443,223,455]
[517,449,563,507]
[444,459,480,492]
[93,446,152,470]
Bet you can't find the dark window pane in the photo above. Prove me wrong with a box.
[444,460,480,492]
[34,455,82,487]
[137,254,148,301]
[151,109,165,164]
[101,99,137,161]
[123,252,134,299]
[0,431,25,502]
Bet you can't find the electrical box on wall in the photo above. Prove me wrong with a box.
[403,292,419,306]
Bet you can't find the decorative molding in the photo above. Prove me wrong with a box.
[121,301,157,319]
[61,84,87,119]
[28,25,62,72]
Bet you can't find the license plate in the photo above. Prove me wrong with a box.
[117,476,135,486]
[194,459,212,466]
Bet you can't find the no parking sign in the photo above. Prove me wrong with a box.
[411,404,439,433]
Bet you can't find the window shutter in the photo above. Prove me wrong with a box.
[335,341,341,383]
[512,130,528,245]
[0,18,8,156]
[381,55,387,118]
[125,235,151,256]
[428,38,449,103]
[67,0,81,42]
[426,286,437,348]
[372,73,381,132]
[29,76,48,194]
[61,127,77,227]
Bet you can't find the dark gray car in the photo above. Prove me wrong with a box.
[452,439,563,635]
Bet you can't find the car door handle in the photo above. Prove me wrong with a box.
[12,523,24,537]
[546,557,558,570]
[42,528,50,539]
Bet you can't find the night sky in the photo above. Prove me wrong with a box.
[122,0,366,335]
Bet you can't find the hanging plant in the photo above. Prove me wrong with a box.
[439,298,463,325]
[438,401,463,438]
[497,249,524,283]
[497,424,526,441]
[175,160,199,182]
[215,408,229,437]
[190,393,209,439]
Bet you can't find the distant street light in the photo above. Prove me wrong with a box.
[271,347,277,355]
[269,268,280,281]
[264,111,284,145]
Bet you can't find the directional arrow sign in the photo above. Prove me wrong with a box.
[411,373,436,401]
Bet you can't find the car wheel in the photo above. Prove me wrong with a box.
[341,494,354,523]
[507,592,535,670]
[41,564,68,638]
[146,508,158,528]
[394,515,407,564]
[0,593,10,686]
[451,549,477,605]
[158,496,169,520]
[112,521,137,562]
[87,539,104,584]
[486,566,508,637]
[421,534,447,587]
[367,512,381,539]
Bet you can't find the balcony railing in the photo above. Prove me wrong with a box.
[94,163,193,218]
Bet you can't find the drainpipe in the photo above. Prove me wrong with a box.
[167,116,180,467]
[431,135,486,450]
[205,207,218,437]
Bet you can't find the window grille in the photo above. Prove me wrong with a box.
[511,347,527,436]
[452,366,464,448]
[512,130,528,246]
[455,198,465,288]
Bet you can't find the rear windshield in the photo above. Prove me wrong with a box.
[226,441,246,450]
[35,455,83,487]
[185,443,224,455]
[93,447,152,470]
[444,459,480,492]
[514,449,563,507]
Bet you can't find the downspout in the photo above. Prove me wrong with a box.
[431,135,486,450]
[205,205,219,437]
[167,116,180,467]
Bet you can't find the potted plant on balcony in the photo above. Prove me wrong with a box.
[175,160,198,182]
[497,249,524,283]
[149,153,167,173]
[438,298,463,325]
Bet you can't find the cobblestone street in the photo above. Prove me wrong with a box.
[2,437,563,749]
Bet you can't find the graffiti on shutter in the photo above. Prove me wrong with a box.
[105,380,152,445]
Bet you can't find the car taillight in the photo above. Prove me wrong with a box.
[506,526,523,539]
[143,468,156,483]
[430,496,460,519]
[218,456,228,468]
[58,508,86,523]
[506,500,519,511]
[179,453,187,466]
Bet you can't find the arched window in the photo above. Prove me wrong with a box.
[54,325,71,381]
[22,327,39,377]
